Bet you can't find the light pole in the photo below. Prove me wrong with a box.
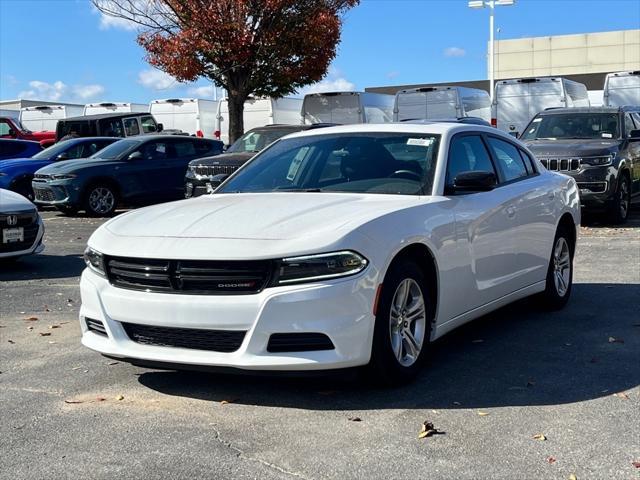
[468,0,515,103]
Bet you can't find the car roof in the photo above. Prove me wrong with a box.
[0,138,41,145]
[60,112,151,122]
[539,106,639,115]
[282,122,496,139]
[61,136,121,143]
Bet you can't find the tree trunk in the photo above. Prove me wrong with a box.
[227,93,247,145]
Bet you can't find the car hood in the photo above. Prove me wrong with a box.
[0,158,52,170]
[524,139,620,157]
[91,193,434,260]
[36,157,115,174]
[0,188,36,212]
[190,152,255,166]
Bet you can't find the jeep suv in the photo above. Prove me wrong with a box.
[55,113,163,142]
[521,106,640,223]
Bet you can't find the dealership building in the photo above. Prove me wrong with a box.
[366,29,640,104]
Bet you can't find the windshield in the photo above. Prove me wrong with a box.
[303,95,361,124]
[521,113,620,140]
[31,140,75,160]
[90,139,139,159]
[227,128,296,153]
[218,132,441,196]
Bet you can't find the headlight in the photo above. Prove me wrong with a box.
[52,174,77,180]
[580,155,613,166]
[84,247,106,276]
[277,251,368,285]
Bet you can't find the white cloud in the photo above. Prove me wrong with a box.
[17,80,105,102]
[92,2,141,31]
[386,71,400,80]
[187,85,216,98]
[297,77,356,96]
[137,69,180,90]
[444,47,466,57]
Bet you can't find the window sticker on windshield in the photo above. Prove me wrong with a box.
[286,147,310,181]
[157,144,166,153]
[532,118,542,123]
[601,133,612,138]
[407,138,433,147]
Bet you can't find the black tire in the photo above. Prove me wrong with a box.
[608,174,630,225]
[539,226,574,311]
[55,205,79,216]
[367,259,433,385]
[83,184,118,217]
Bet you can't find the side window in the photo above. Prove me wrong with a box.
[518,149,536,174]
[64,144,86,159]
[140,116,157,133]
[101,119,124,137]
[624,114,636,138]
[172,140,196,158]
[194,140,217,155]
[0,120,12,136]
[487,137,529,182]
[446,135,495,186]
[631,112,640,129]
[123,118,140,136]
[137,141,168,160]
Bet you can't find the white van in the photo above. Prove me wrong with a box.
[393,86,491,123]
[216,97,302,145]
[603,71,640,107]
[149,98,218,137]
[493,77,590,136]
[83,102,148,115]
[19,105,84,132]
[301,92,394,125]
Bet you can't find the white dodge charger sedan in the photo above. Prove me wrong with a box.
[80,123,579,383]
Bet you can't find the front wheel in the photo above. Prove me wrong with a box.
[539,228,574,310]
[367,259,432,385]
[84,184,118,217]
[608,174,630,225]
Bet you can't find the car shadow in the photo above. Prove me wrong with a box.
[0,254,85,281]
[582,206,640,228]
[137,282,640,410]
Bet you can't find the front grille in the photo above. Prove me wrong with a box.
[267,333,335,353]
[33,187,57,202]
[122,322,246,352]
[105,256,273,295]
[192,164,239,177]
[577,181,607,193]
[539,157,581,172]
[0,211,37,228]
[0,224,39,253]
[85,318,107,336]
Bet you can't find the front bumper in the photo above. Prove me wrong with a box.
[79,268,376,371]
[31,180,77,206]
[184,176,222,198]
[557,167,617,210]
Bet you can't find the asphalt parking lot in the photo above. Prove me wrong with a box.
[1,209,639,480]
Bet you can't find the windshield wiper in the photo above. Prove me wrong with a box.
[274,187,323,192]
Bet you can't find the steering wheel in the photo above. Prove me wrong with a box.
[389,169,422,181]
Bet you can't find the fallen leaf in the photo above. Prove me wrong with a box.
[64,399,84,404]
[568,474,577,480]
[71,366,83,370]
[477,411,490,416]
[348,417,362,422]
[418,421,442,439]
[220,398,238,405]
[48,341,57,344]
[115,394,124,401]
[613,392,630,400]
[8,340,15,344]
[107,361,119,366]
[67,298,74,303]
[27,326,34,331]
[49,325,61,329]
[44,306,51,312]
[608,336,624,344]
[39,332,51,337]
[24,316,38,321]
[96,397,106,402]
[632,461,640,468]
[547,456,556,464]
[533,433,547,441]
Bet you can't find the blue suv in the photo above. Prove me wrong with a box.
[0,137,118,200]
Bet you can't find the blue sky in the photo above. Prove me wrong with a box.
[1,0,639,104]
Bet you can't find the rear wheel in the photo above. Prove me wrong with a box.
[367,259,432,385]
[539,227,574,310]
[83,184,118,217]
[608,174,630,225]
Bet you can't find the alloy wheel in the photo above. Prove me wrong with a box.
[88,187,115,215]
[388,278,427,367]
[552,237,571,297]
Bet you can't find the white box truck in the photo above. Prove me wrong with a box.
[19,105,84,132]
[301,91,394,125]
[83,102,148,115]
[149,98,218,137]
[393,86,491,123]
[493,77,590,137]
[603,71,640,107]
[215,97,302,145]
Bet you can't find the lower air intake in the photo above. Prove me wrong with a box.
[86,318,107,337]
[267,333,335,353]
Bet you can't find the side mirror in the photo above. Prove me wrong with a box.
[629,129,640,140]
[157,123,163,132]
[449,171,497,194]
[127,151,143,160]
[8,128,16,138]
[56,152,70,161]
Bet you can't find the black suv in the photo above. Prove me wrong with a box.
[55,113,163,141]
[521,106,640,223]
[185,124,334,197]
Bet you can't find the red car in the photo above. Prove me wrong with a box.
[0,116,56,147]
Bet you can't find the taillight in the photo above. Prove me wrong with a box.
[214,130,221,139]
[196,130,204,137]
[491,118,497,127]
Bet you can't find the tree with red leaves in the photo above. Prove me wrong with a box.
[94,0,359,143]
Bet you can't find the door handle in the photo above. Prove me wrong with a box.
[506,205,516,218]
